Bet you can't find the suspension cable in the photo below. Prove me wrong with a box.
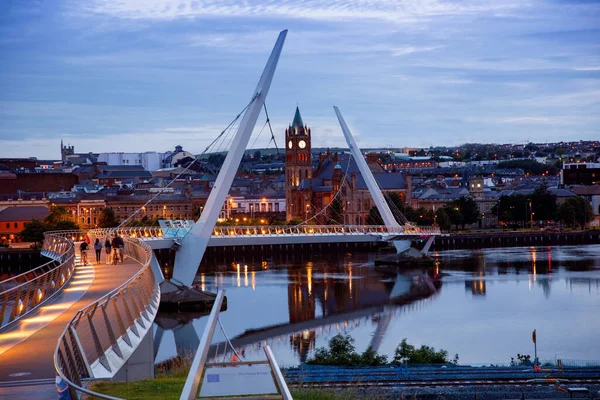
[110,94,259,232]
[297,152,353,226]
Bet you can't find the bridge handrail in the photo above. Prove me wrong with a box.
[77,224,440,240]
[0,230,78,332]
[54,230,160,400]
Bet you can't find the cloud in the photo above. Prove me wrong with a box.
[76,0,525,22]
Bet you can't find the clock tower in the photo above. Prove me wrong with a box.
[285,106,312,220]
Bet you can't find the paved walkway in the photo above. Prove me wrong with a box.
[0,251,142,387]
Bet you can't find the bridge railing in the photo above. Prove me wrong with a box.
[211,224,441,236]
[0,230,79,332]
[84,224,440,240]
[54,231,160,399]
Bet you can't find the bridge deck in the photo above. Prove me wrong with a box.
[0,252,141,385]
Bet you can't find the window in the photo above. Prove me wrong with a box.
[5,223,8,229]
[14,222,18,228]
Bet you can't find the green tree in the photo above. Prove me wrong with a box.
[19,219,47,247]
[44,206,73,229]
[558,197,593,229]
[392,338,458,365]
[444,206,464,230]
[306,334,387,367]
[367,206,383,225]
[415,207,435,225]
[328,198,345,224]
[53,220,79,231]
[452,197,479,229]
[493,194,529,226]
[435,208,452,232]
[98,207,119,228]
[531,183,557,222]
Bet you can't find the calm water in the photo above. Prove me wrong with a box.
[154,244,600,366]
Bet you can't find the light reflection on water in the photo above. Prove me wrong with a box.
[153,244,600,366]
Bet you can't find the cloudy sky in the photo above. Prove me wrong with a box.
[1,0,599,159]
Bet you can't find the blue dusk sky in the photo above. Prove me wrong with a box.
[0,0,599,159]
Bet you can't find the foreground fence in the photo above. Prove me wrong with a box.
[54,233,160,399]
[0,230,78,332]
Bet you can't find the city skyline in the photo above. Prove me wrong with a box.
[1,0,599,159]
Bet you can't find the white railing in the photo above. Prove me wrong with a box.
[86,224,440,241]
[54,232,160,399]
[0,230,79,332]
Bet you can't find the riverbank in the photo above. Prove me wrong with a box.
[429,229,600,251]
[89,364,600,400]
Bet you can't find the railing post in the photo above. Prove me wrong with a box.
[180,290,225,400]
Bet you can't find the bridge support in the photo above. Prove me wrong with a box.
[172,30,288,287]
[113,328,154,382]
[334,107,410,254]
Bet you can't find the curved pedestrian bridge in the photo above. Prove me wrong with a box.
[0,230,159,398]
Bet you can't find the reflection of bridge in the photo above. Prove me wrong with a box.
[151,269,441,366]
[0,30,441,398]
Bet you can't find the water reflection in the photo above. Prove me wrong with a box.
[154,244,600,366]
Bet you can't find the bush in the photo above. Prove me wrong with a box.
[392,338,458,365]
[307,335,458,367]
[306,335,387,366]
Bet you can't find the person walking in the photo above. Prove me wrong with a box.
[79,240,89,265]
[111,233,125,263]
[104,237,112,265]
[93,238,102,264]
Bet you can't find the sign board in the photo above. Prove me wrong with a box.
[199,364,278,398]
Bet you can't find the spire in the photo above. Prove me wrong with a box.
[292,106,304,132]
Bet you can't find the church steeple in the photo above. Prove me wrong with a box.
[291,106,304,133]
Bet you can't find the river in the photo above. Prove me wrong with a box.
[153,244,600,367]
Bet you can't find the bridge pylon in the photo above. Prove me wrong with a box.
[172,30,287,287]
[334,106,411,254]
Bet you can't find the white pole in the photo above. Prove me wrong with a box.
[173,30,287,286]
[333,106,410,253]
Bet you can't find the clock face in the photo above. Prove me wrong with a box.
[298,140,306,149]
[288,140,293,149]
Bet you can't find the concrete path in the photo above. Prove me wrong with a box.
[0,251,142,388]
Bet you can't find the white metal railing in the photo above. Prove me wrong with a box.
[0,230,79,332]
[54,233,160,399]
[86,223,440,241]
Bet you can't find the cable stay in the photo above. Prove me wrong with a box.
[110,95,260,233]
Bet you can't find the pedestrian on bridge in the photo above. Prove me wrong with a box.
[104,237,112,265]
[93,238,102,264]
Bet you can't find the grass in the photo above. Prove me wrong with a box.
[88,352,383,400]
[90,379,384,400]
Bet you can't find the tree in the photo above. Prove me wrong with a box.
[367,206,383,225]
[44,206,72,229]
[493,194,529,226]
[436,208,452,232]
[392,338,458,365]
[19,220,47,247]
[306,334,387,367]
[558,197,593,229]
[328,198,345,224]
[53,220,80,231]
[452,197,479,229]
[415,207,434,225]
[98,207,119,228]
[444,206,464,230]
[531,183,557,222]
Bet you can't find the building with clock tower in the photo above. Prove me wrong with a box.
[285,107,312,220]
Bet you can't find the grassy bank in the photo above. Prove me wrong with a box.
[90,377,376,400]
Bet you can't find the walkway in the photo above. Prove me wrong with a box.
[0,251,141,386]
